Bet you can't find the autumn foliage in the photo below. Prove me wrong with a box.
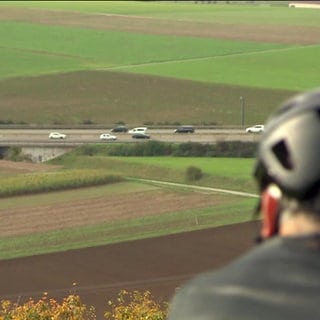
[0,293,96,320]
[0,290,168,320]
[105,290,168,320]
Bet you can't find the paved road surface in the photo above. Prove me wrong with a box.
[0,129,262,145]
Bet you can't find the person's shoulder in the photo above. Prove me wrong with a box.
[168,238,293,320]
[168,238,286,319]
[181,238,281,285]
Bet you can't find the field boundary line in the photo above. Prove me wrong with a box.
[0,273,194,299]
[130,178,259,198]
[100,44,317,71]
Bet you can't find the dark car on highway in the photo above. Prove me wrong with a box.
[174,125,195,133]
[110,125,128,133]
[132,132,150,139]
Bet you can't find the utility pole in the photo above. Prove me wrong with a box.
[240,96,245,127]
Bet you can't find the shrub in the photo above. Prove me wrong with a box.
[104,290,168,320]
[0,293,96,320]
[142,141,172,156]
[0,119,14,125]
[173,142,209,157]
[0,290,168,320]
[4,147,32,162]
[70,141,258,158]
[106,141,173,157]
[186,165,203,181]
[81,119,95,125]
[214,141,258,158]
[78,145,98,156]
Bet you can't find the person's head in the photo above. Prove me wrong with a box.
[254,88,320,239]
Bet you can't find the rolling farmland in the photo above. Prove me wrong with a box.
[0,2,319,318]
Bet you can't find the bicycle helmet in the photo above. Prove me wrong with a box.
[254,88,320,201]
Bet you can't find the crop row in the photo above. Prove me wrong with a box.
[0,169,123,197]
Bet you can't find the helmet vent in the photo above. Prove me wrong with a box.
[272,140,293,170]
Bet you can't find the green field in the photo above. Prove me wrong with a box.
[0,1,319,125]
[2,1,320,26]
[2,19,317,90]
[120,45,320,90]
[0,21,290,79]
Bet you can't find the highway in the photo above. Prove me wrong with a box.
[0,129,262,145]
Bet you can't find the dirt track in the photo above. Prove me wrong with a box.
[0,220,260,319]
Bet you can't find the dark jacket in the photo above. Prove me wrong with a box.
[168,235,320,320]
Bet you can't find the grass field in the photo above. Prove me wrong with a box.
[120,45,320,90]
[1,21,289,78]
[0,1,319,125]
[50,154,256,193]
[2,1,320,26]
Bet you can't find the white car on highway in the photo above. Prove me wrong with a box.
[99,133,117,141]
[128,127,148,134]
[245,124,264,133]
[49,132,67,139]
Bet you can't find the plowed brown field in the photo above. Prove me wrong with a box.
[0,189,229,237]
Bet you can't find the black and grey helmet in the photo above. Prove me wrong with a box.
[254,88,320,201]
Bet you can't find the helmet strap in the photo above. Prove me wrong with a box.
[260,184,282,239]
